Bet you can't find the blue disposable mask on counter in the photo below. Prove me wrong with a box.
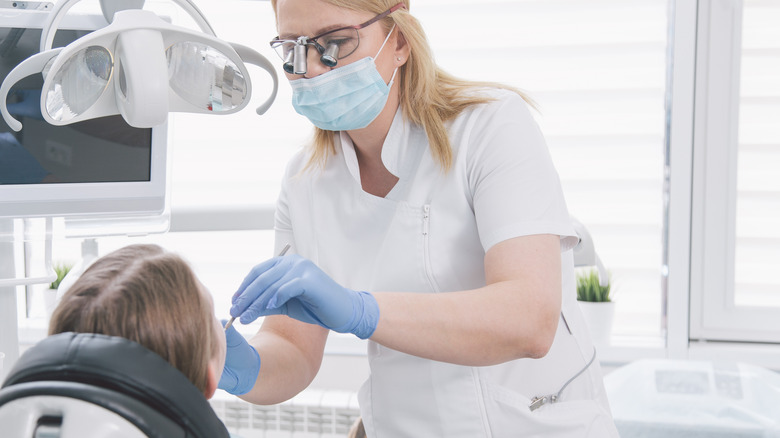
[290,25,397,131]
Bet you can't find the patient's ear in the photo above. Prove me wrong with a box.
[204,360,218,399]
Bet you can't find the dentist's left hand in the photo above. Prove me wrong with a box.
[230,254,379,340]
[218,323,261,395]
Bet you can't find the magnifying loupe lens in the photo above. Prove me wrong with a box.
[293,43,307,75]
[46,46,112,122]
[320,43,339,67]
[167,41,247,112]
[283,50,295,74]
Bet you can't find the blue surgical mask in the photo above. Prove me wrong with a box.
[290,25,397,131]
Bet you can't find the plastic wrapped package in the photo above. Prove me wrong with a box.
[605,359,780,438]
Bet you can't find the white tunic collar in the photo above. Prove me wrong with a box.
[338,108,415,187]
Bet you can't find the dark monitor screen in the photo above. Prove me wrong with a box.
[1,27,152,185]
[0,11,167,218]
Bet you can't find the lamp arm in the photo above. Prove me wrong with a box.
[41,0,216,52]
[98,0,146,23]
[41,0,102,52]
[168,0,216,36]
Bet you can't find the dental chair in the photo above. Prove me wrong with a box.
[0,332,229,438]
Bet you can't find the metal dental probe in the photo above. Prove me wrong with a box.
[224,243,291,331]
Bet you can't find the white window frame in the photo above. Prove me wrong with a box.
[664,0,698,360]
[689,0,780,344]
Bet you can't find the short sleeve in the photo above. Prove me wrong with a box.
[466,92,578,252]
[274,151,303,255]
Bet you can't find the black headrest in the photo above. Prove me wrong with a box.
[1,332,229,438]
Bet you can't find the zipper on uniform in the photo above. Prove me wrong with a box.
[422,205,439,292]
[423,205,430,236]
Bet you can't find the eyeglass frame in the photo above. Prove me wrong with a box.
[269,2,406,71]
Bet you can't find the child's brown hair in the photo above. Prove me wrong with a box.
[49,244,219,393]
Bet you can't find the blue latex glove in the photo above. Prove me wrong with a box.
[231,254,379,339]
[218,322,261,395]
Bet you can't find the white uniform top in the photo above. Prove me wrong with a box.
[275,89,619,437]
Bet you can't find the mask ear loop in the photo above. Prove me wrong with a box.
[373,24,396,60]
[375,25,399,88]
[387,67,399,88]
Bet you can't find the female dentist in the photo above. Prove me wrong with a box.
[219,0,619,436]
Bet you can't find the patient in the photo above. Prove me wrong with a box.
[48,243,227,399]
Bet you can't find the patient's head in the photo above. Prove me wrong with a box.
[49,244,226,399]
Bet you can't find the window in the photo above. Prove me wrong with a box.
[17,0,671,349]
[421,0,669,341]
[689,0,780,343]
[15,0,780,370]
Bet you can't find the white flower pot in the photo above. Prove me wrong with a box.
[578,301,615,347]
[27,288,59,319]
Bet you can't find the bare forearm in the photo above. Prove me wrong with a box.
[369,235,563,366]
[370,280,560,366]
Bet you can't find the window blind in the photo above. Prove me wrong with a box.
[734,0,780,309]
[414,0,669,338]
[39,0,671,342]
[164,0,671,339]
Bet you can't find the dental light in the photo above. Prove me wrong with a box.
[0,0,278,131]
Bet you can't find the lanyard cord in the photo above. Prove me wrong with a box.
[529,346,598,411]
[557,346,597,400]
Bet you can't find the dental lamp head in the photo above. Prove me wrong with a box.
[0,0,278,131]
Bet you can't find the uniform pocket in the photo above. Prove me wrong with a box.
[483,382,618,438]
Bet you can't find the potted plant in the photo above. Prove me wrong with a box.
[45,262,73,315]
[576,268,614,347]
[50,263,73,291]
[26,263,72,319]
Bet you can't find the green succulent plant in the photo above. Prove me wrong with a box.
[576,268,612,302]
[50,263,73,290]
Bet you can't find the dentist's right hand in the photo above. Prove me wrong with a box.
[230,254,379,340]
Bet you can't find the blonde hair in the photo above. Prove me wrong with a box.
[49,244,218,393]
[270,0,533,171]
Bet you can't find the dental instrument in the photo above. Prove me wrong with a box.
[224,243,291,331]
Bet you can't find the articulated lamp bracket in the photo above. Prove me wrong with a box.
[40,0,217,52]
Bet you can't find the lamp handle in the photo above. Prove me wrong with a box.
[230,42,279,116]
[0,48,62,132]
